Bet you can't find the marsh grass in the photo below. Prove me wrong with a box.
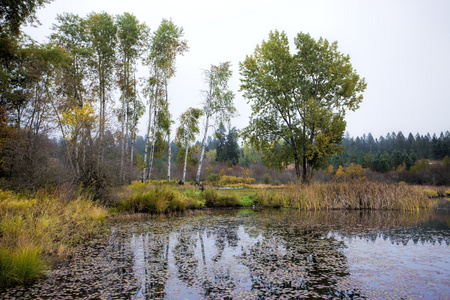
[255,181,433,210]
[112,184,204,214]
[0,188,108,287]
[201,189,240,207]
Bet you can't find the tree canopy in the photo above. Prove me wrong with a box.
[240,31,366,182]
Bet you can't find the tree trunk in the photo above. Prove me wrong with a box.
[182,141,189,184]
[120,95,125,184]
[147,103,158,182]
[142,102,152,182]
[195,113,210,185]
[302,155,309,183]
[167,133,171,183]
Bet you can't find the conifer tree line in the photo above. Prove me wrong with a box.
[330,131,450,172]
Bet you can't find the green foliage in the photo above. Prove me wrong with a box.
[207,173,221,182]
[410,159,429,172]
[216,126,239,165]
[370,152,390,173]
[0,0,51,36]
[239,195,254,207]
[240,31,366,182]
[262,173,271,184]
[219,175,255,185]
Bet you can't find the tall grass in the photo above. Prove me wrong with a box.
[255,181,433,211]
[112,184,204,213]
[0,187,108,287]
[201,189,240,207]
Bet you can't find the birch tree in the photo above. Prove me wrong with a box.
[195,62,236,185]
[176,108,203,184]
[116,12,148,182]
[86,12,117,142]
[50,13,91,174]
[143,19,188,182]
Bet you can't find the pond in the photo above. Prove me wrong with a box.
[1,205,449,299]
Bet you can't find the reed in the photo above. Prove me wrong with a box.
[0,188,108,287]
[254,181,433,211]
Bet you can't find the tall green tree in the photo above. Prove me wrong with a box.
[176,108,203,184]
[240,31,366,182]
[116,12,148,182]
[143,19,188,182]
[86,12,117,141]
[195,62,236,185]
[0,0,53,126]
[216,127,239,166]
[50,13,94,176]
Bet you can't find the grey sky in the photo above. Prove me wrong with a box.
[25,0,450,139]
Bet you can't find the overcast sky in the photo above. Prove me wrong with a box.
[24,0,450,140]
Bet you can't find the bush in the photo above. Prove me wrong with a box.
[262,173,271,184]
[218,175,255,185]
[207,173,221,182]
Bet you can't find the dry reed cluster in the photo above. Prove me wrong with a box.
[255,181,433,210]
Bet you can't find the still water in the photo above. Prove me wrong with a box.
[1,207,449,299]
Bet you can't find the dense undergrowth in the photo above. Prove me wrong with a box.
[0,187,108,287]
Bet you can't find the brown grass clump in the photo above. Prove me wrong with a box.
[255,181,433,211]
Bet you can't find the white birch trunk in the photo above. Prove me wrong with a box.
[142,101,153,182]
[120,95,126,184]
[195,112,210,185]
[182,140,189,184]
[167,133,171,182]
[147,97,158,182]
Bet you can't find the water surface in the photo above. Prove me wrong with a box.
[1,208,449,299]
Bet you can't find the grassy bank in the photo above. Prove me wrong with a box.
[254,181,434,210]
[0,187,108,287]
[112,180,436,213]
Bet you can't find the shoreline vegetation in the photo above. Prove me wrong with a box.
[0,180,447,288]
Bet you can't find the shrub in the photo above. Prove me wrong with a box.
[207,173,221,182]
[411,159,429,172]
[262,173,271,184]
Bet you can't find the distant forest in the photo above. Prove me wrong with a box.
[331,131,450,172]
